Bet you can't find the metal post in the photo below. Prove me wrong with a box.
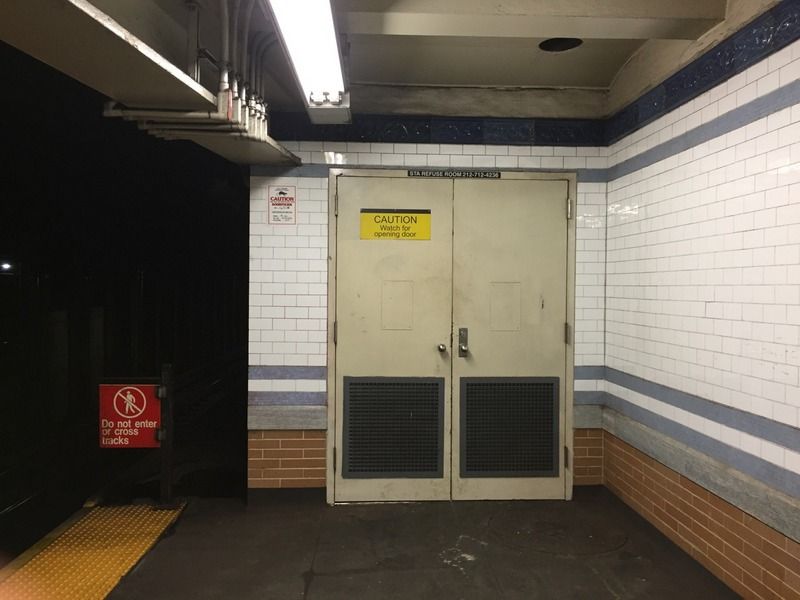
[159,363,175,506]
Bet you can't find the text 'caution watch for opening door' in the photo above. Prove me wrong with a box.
[360,209,431,240]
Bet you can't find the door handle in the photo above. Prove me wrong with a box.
[437,343,447,353]
[458,328,469,357]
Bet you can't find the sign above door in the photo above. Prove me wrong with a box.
[408,169,501,179]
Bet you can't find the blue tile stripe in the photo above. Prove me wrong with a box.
[248,366,327,379]
[573,366,800,454]
[247,391,327,406]
[243,364,800,494]
[574,366,607,380]
[266,1,800,148]
[609,79,800,181]
[574,390,606,405]
[269,112,605,147]
[253,76,800,184]
[605,368,800,454]
[604,395,800,500]
[606,0,800,144]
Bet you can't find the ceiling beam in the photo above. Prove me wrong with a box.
[337,0,727,20]
[350,84,609,119]
[337,0,726,41]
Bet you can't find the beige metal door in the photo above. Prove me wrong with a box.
[451,178,569,500]
[330,171,571,503]
[333,175,453,502]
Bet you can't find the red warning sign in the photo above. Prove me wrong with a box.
[99,384,161,448]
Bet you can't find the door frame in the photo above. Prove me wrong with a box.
[326,168,577,505]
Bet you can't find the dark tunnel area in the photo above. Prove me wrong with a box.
[0,40,248,565]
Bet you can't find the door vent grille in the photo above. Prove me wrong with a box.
[343,377,444,478]
[460,377,559,477]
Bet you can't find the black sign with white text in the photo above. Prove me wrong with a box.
[407,169,501,179]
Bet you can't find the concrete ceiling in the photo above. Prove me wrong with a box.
[0,0,776,127]
[346,36,645,89]
[286,0,734,118]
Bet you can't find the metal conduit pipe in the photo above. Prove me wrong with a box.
[104,1,254,136]
[229,0,241,97]
[103,102,232,122]
[248,34,264,107]
[229,0,241,67]
[249,33,275,96]
[141,121,272,139]
[186,1,201,81]
[249,32,275,130]
[253,42,267,100]
[145,126,268,144]
[251,47,265,135]
[256,38,282,102]
[218,0,230,92]
[104,0,294,150]
[234,0,255,129]
[138,122,247,133]
[149,129,266,140]
[255,43,279,138]
[239,0,256,94]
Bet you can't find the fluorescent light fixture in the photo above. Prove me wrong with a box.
[268,0,345,105]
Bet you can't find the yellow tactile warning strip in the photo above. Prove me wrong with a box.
[0,504,183,600]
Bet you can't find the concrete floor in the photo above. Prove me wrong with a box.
[110,486,736,599]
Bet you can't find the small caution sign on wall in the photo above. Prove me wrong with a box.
[360,209,431,240]
[268,185,297,224]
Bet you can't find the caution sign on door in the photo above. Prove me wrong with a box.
[99,384,161,448]
[360,209,431,240]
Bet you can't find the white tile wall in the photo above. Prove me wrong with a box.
[606,40,800,474]
[607,106,800,427]
[247,379,326,392]
[249,37,800,484]
[250,156,606,371]
[249,176,329,367]
[575,182,607,365]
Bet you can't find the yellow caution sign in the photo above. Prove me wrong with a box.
[360,209,431,240]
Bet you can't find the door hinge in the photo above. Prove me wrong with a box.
[334,190,339,216]
[566,195,572,220]
[564,322,571,345]
[564,446,570,469]
[333,447,336,473]
[333,320,337,345]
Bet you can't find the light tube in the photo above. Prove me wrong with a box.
[268,0,345,105]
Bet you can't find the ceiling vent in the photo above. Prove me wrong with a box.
[538,38,584,53]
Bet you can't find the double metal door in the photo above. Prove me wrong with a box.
[330,171,572,502]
